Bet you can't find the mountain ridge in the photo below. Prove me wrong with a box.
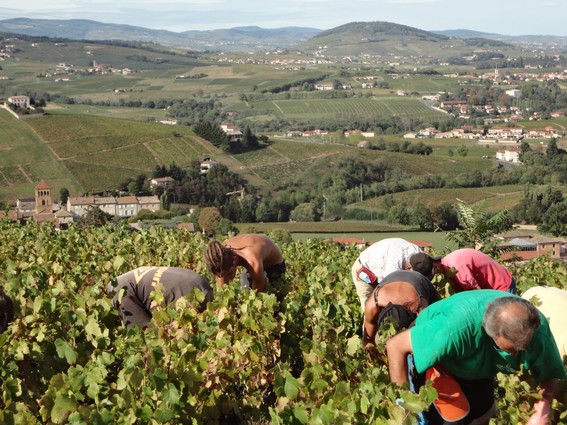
[1,18,566,54]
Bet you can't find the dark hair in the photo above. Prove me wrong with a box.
[0,287,15,333]
[204,240,233,276]
[409,253,439,280]
[483,296,540,350]
[376,303,417,331]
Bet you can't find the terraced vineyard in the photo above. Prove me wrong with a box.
[247,97,448,121]
[23,114,214,193]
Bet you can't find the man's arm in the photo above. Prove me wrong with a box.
[386,329,413,386]
[246,262,267,292]
[215,276,226,288]
[363,294,379,348]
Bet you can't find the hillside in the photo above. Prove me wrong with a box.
[0,110,503,206]
[434,29,567,50]
[2,18,567,55]
[0,18,322,52]
[297,21,521,58]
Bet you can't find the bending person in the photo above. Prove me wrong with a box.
[108,267,213,328]
[352,238,424,309]
[522,285,567,361]
[386,291,565,425]
[363,270,441,350]
[204,234,285,292]
[410,248,516,293]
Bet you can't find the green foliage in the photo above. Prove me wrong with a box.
[266,229,293,246]
[291,203,320,222]
[77,206,113,228]
[446,199,513,254]
[538,201,567,237]
[0,220,565,424]
[198,207,222,235]
[214,218,238,237]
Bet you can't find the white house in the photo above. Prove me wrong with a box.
[496,147,521,163]
[505,89,522,98]
[8,95,30,108]
[149,177,175,189]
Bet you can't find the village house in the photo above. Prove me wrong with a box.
[93,196,117,216]
[137,196,161,213]
[116,196,141,217]
[495,146,521,163]
[220,122,243,142]
[157,118,178,125]
[314,83,334,91]
[485,127,524,141]
[67,194,160,218]
[200,159,218,174]
[7,95,30,108]
[149,176,175,189]
[525,127,560,139]
[498,233,566,262]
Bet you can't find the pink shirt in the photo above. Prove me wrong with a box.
[441,248,512,292]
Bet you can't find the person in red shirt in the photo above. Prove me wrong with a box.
[409,248,516,293]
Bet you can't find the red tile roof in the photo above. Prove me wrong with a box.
[35,179,50,190]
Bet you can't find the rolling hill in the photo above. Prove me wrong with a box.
[0,18,322,52]
[0,110,502,205]
[1,18,566,55]
[296,21,520,58]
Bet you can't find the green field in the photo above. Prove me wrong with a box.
[1,37,565,211]
[350,185,526,212]
[0,108,84,203]
[238,96,448,122]
[21,114,220,193]
[0,108,534,212]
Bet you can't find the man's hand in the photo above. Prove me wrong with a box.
[526,399,550,425]
[364,342,378,356]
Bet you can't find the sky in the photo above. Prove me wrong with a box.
[0,1,566,36]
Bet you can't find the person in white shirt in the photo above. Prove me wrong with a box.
[522,285,567,361]
[351,238,423,309]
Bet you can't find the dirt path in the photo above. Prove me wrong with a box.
[18,165,34,183]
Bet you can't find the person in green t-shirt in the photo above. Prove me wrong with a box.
[386,290,566,425]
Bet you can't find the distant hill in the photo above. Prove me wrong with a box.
[0,18,322,52]
[1,18,566,54]
[433,29,567,50]
[296,21,517,58]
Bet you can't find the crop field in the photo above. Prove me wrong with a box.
[232,139,355,184]
[253,158,321,183]
[243,97,448,122]
[273,138,351,159]
[82,144,158,170]
[19,114,210,193]
[146,137,212,166]
[2,223,564,423]
[62,159,139,193]
[43,104,167,121]
[351,185,527,212]
[380,74,463,93]
[0,109,84,203]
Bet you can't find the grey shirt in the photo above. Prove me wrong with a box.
[108,267,213,327]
